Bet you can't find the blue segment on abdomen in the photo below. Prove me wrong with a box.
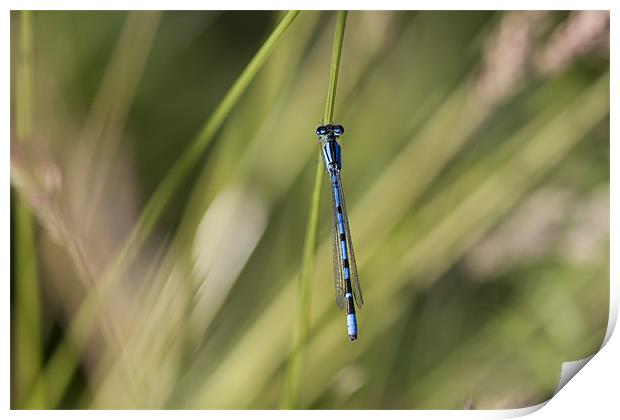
[340,240,348,260]
[347,314,358,335]
[336,211,345,235]
[334,188,341,207]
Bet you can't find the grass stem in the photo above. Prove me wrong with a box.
[13,10,46,408]
[323,11,348,124]
[282,10,348,409]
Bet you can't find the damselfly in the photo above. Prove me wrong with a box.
[316,124,364,342]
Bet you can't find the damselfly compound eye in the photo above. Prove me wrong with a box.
[334,125,344,135]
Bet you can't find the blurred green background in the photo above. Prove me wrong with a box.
[10,10,609,409]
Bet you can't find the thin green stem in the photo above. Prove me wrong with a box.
[28,10,301,408]
[282,10,348,409]
[14,10,46,408]
[323,11,348,124]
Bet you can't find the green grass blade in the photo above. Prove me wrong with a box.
[282,10,348,409]
[323,11,348,124]
[13,10,46,409]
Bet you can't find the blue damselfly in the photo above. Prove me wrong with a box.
[316,124,364,341]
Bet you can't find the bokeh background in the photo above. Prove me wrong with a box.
[10,10,609,409]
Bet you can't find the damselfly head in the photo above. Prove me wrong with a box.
[315,124,344,138]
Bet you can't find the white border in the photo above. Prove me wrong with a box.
[4,3,616,418]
